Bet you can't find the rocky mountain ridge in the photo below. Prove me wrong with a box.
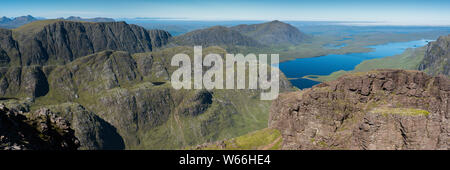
[0,20,172,66]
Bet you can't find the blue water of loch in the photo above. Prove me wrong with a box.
[278,39,431,89]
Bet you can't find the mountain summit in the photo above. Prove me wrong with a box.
[231,20,310,45]
[172,20,308,47]
[172,25,262,47]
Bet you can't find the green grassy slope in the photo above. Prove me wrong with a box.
[187,128,282,150]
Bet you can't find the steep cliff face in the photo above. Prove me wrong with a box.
[419,35,450,76]
[270,69,449,150]
[7,20,171,66]
[0,28,21,66]
[0,105,79,150]
[0,66,49,98]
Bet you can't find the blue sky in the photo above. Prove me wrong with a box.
[1,0,450,25]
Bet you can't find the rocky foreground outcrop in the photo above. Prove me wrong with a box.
[0,105,79,150]
[270,69,449,150]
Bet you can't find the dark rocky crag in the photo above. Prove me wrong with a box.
[270,69,449,150]
[0,28,21,66]
[46,103,125,150]
[0,105,79,150]
[419,35,450,76]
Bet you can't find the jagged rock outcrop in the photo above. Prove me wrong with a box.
[0,105,79,150]
[2,99,124,150]
[270,69,449,150]
[419,35,450,76]
[46,103,124,150]
[231,20,309,45]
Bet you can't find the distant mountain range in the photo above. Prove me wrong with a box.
[1,17,308,49]
[0,15,38,28]
[0,15,116,29]
[58,16,115,23]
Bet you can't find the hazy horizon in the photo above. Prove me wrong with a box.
[1,0,450,26]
